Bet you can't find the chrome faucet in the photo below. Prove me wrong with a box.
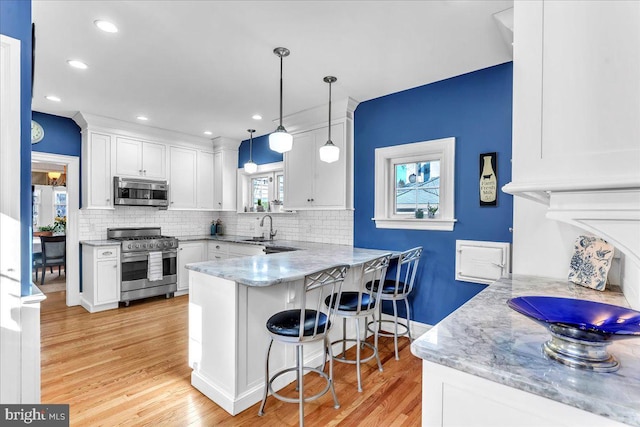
[260,214,277,240]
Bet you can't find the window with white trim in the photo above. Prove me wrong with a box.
[374,137,456,231]
[237,162,285,213]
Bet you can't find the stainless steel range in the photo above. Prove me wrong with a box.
[107,227,179,306]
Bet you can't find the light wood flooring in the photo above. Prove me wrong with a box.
[41,291,422,426]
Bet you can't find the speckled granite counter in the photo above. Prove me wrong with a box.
[186,244,393,287]
[411,275,640,426]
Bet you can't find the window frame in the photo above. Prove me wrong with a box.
[374,137,456,231]
[236,161,285,213]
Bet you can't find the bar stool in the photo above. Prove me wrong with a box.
[367,247,422,360]
[326,254,390,392]
[258,264,349,427]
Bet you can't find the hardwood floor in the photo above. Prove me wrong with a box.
[41,292,422,426]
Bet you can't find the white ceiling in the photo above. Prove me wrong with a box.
[31,1,513,142]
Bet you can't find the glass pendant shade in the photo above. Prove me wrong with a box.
[244,128,258,173]
[244,160,257,174]
[320,76,339,163]
[269,126,293,153]
[319,141,339,163]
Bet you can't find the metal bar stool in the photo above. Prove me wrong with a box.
[367,247,422,360]
[326,254,390,392]
[258,264,349,426]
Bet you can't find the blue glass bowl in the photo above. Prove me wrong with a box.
[508,296,640,339]
[508,296,640,372]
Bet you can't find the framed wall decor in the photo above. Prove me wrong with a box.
[479,152,497,206]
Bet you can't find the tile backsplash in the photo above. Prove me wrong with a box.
[79,208,353,246]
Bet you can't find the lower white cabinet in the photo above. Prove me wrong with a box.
[81,244,121,313]
[177,241,205,294]
[227,242,265,258]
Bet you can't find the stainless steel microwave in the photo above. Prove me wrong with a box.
[113,177,169,208]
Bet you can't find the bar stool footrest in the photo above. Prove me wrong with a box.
[330,338,379,365]
[367,319,411,340]
[267,365,333,405]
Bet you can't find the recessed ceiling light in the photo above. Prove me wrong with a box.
[252,114,262,120]
[45,95,61,102]
[203,131,213,136]
[67,60,88,69]
[94,20,118,33]
[136,116,148,121]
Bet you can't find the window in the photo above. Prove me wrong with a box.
[237,162,285,213]
[374,137,456,231]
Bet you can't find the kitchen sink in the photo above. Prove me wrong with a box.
[242,237,270,242]
[263,246,298,254]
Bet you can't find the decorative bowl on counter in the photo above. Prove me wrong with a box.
[507,296,640,372]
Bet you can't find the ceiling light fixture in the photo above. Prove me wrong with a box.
[94,20,118,33]
[269,47,293,154]
[47,172,62,180]
[136,116,148,121]
[319,76,339,163]
[244,129,258,174]
[45,95,61,102]
[204,131,213,136]
[252,114,262,121]
[67,60,88,69]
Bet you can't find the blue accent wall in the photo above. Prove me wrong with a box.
[354,63,513,325]
[32,111,81,157]
[238,133,283,167]
[1,0,32,295]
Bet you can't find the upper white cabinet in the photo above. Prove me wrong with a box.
[212,137,239,211]
[197,150,214,209]
[510,0,640,189]
[169,146,197,209]
[82,131,113,209]
[283,97,357,211]
[115,137,167,179]
[285,123,347,209]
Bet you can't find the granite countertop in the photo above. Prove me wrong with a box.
[411,275,640,426]
[186,245,393,287]
[79,239,120,247]
[177,234,329,250]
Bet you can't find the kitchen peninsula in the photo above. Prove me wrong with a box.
[411,275,640,427]
[185,243,393,415]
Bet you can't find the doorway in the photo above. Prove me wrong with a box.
[31,152,80,307]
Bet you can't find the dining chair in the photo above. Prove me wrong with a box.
[34,235,66,286]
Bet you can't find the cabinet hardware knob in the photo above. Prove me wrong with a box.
[103,251,112,256]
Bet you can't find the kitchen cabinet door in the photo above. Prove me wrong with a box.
[284,130,315,208]
[96,258,119,304]
[81,245,120,312]
[141,141,167,179]
[197,151,214,209]
[83,132,112,209]
[114,137,142,177]
[169,146,197,209]
[178,242,205,293]
[213,149,236,211]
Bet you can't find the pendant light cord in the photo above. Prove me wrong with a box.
[328,80,332,142]
[279,54,284,128]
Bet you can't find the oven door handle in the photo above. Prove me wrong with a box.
[121,250,177,262]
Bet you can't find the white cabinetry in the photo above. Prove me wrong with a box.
[227,242,264,258]
[511,0,640,188]
[115,137,167,179]
[81,244,121,313]
[177,241,205,295]
[282,98,357,211]
[197,150,214,209]
[169,146,197,209]
[208,241,228,260]
[81,131,112,209]
[421,360,628,427]
[285,122,347,210]
[212,137,239,211]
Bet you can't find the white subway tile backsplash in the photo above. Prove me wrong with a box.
[79,208,353,246]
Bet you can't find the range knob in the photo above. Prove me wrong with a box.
[127,244,132,249]
[163,242,168,247]
[135,243,140,249]
[142,243,147,249]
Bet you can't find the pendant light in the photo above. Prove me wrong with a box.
[244,129,258,173]
[269,47,293,153]
[319,76,339,163]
